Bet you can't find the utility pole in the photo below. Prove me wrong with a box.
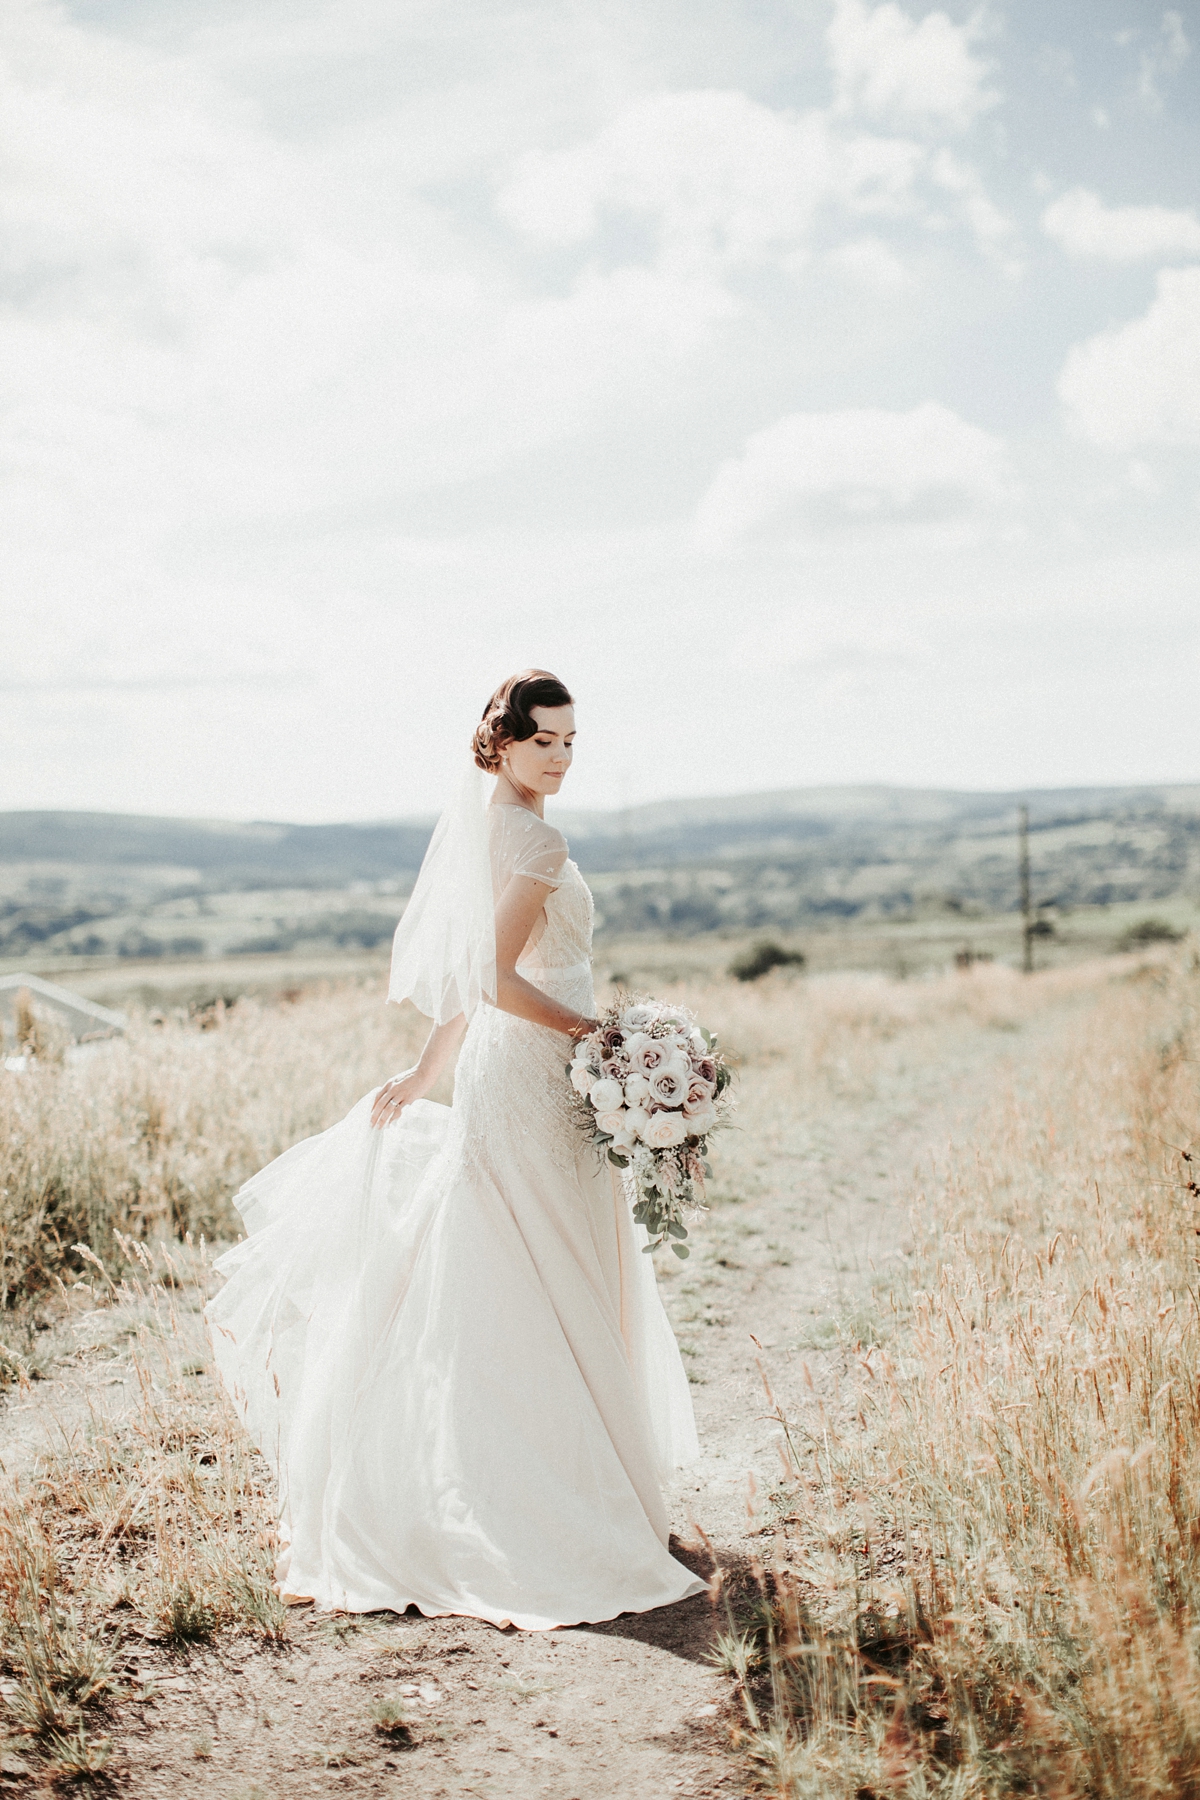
[1018,804,1033,974]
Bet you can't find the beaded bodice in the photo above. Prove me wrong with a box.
[452,807,595,1178]
[486,804,594,972]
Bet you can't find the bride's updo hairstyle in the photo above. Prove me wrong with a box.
[472,670,574,773]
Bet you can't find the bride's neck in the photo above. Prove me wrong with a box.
[492,769,544,818]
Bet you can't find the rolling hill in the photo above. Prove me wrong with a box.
[1,783,1197,959]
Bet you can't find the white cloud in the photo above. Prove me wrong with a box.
[929,147,1020,271]
[695,402,1012,547]
[1042,188,1200,262]
[826,0,997,130]
[823,235,913,288]
[496,90,924,265]
[1139,9,1190,111]
[497,87,1012,272]
[1058,267,1200,448]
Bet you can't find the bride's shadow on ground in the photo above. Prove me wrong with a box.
[571,1535,747,1665]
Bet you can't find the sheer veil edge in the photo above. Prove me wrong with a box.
[387,762,496,1025]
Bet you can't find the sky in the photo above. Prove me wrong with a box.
[2,0,1200,819]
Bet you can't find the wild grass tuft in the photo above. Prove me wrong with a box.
[371,1694,415,1739]
[155,1577,219,1646]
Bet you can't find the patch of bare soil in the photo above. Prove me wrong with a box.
[105,1594,731,1799]
[1,980,1061,1798]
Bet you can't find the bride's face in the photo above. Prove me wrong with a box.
[505,705,575,795]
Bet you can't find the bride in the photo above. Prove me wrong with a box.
[207,669,707,1631]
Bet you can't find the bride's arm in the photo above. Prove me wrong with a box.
[370,1014,466,1127]
[374,873,594,1127]
[493,874,598,1039]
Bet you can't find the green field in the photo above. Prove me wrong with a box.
[3,891,1193,1021]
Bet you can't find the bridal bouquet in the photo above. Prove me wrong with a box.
[567,997,734,1257]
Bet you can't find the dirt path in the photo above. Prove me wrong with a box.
[4,976,1072,1799]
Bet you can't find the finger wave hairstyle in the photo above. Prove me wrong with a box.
[472,669,574,773]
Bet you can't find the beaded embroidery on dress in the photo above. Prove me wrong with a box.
[206,804,703,1631]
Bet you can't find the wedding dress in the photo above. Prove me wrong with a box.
[207,799,705,1630]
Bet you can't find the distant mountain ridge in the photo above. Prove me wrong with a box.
[0,810,435,884]
[4,782,1200,881]
[553,782,1200,839]
[1,784,1197,956]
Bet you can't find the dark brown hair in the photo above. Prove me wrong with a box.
[472,669,574,773]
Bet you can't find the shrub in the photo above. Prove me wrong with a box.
[1118,916,1184,950]
[728,940,807,983]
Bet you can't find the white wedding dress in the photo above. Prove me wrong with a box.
[207,804,705,1630]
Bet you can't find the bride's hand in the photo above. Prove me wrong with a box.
[370,1069,428,1129]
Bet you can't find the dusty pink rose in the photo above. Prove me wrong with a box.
[692,1057,717,1086]
[683,1102,717,1136]
[632,1039,670,1075]
[682,1076,716,1115]
[595,1107,628,1135]
[647,1065,688,1107]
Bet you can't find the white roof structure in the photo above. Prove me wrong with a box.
[0,973,127,1041]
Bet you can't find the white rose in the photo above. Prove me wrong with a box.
[626,1106,652,1141]
[570,1062,595,1096]
[624,1072,651,1107]
[609,1122,637,1150]
[595,1107,628,1135]
[641,1110,689,1149]
[589,1076,626,1113]
[621,1005,659,1031]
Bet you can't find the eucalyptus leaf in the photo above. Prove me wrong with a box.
[671,1243,690,1259]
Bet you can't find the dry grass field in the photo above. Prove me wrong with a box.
[0,943,1196,1794]
[729,954,1200,1799]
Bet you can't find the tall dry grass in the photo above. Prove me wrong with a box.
[734,954,1200,1798]
[0,1237,291,1779]
[0,982,431,1775]
[0,984,429,1304]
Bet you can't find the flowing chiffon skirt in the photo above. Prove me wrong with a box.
[206,970,705,1631]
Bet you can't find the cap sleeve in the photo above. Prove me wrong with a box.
[511,817,569,889]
